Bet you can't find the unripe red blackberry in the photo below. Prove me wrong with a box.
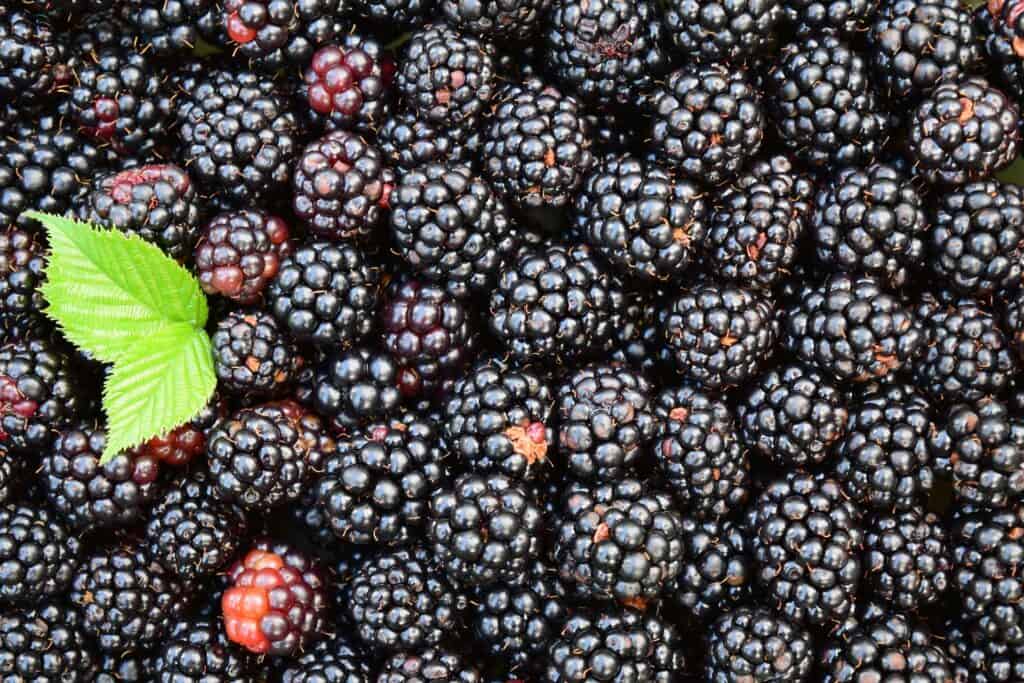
[195,210,293,305]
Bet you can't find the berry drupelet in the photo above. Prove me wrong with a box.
[194,210,292,304]
[0,9,66,106]
[0,503,78,604]
[124,0,223,55]
[819,611,952,682]
[946,619,1024,683]
[303,35,393,133]
[211,309,301,397]
[221,0,347,71]
[663,0,782,62]
[978,0,1024,99]
[706,607,813,683]
[313,347,407,430]
[441,0,549,39]
[0,228,47,341]
[0,602,98,681]
[378,111,478,176]
[280,637,370,683]
[672,517,750,621]
[378,649,482,683]
[783,0,879,35]
[149,618,258,681]
[864,507,951,612]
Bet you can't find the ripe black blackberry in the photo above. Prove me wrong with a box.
[441,0,547,39]
[293,130,392,243]
[206,400,334,510]
[739,363,848,469]
[908,76,1020,185]
[0,503,78,604]
[378,649,482,683]
[547,609,686,682]
[661,281,778,390]
[706,607,813,683]
[605,296,670,375]
[313,348,407,431]
[150,618,257,681]
[144,475,249,583]
[212,309,301,397]
[0,337,87,453]
[946,619,1024,683]
[378,111,478,176]
[870,0,981,100]
[671,517,750,621]
[0,9,66,106]
[303,36,393,133]
[268,241,381,349]
[819,611,952,682]
[573,154,708,283]
[482,78,594,209]
[768,35,890,169]
[222,0,347,71]
[663,0,781,62]
[648,65,764,185]
[124,0,223,55]
[427,472,542,587]
[0,228,48,342]
[346,545,467,652]
[747,473,864,626]
[864,508,950,612]
[71,546,190,652]
[194,210,292,304]
[0,601,98,681]
[783,272,923,383]
[381,277,478,397]
[74,164,202,259]
[977,0,1024,100]
[68,8,136,56]
[281,637,370,683]
[654,385,750,520]
[174,67,297,205]
[783,0,878,34]
[352,0,432,27]
[391,163,517,299]
[544,0,668,106]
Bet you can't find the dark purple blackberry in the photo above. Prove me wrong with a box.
[663,0,781,62]
[671,517,750,621]
[0,503,78,604]
[381,277,478,398]
[605,296,669,375]
[864,508,950,612]
[303,36,394,134]
[71,546,190,652]
[378,649,482,683]
[293,130,393,243]
[655,384,750,521]
[738,363,848,468]
[0,337,87,453]
[648,65,764,185]
[212,309,301,397]
[482,78,594,209]
[557,363,657,483]
[908,76,1020,185]
[747,473,864,626]
[222,0,347,71]
[268,241,381,350]
[706,607,813,683]
[150,618,257,682]
[195,210,293,304]
[281,637,371,683]
[0,228,47,342]
[946,619,1024,683]
[977,0,1024,100]
[0,9,66,106]
[870,0,982,100]
[74,164,201,259]
[378,111,479,176]
[930,180,1024,296]
[391,163,517,299]
[427,472,542,587]
[313,348,406,431]
[661,282,778,390]
[783,0,878,34]
[41,424,163,531]
[174,67,298,205]
[313,414,447,545]
[547,609,686,682]
[124,0,223,55]
[573,153,708,283]
[69,8,137,56]
[543,0,668,106]
[441,0,547,39]
[206,400,334,510]
[0,602,98,682]
[819,611,952,682]
[783,272,924,383]
[396,24,496,127]
[346,545,467,653]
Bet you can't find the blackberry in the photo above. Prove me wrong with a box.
[738,363,848,469]
[223,538,328,656]
[378,649,482,683]
[546,609,686,682]
[195,210,293,304]
[908,76,1020,185]
[303,36,393,133]
[444,357,554,481]
[573,153,709,283]
[482,78,594,209]
[746,473,864,626]
[870,0,982,100]
[0,444,26,504]
[222,0,347,71]
[654,385,750,520]
[381,277,478,397]
[352,0,433,26]
[929,180,1024,296]
[149,618,257,682]
[71,546,190,652]
[648,64,764,185]
[783,0,878,34]
[378,111,478,176]
[864,508,950,612]
[946,619,1024,683]
[427,472,542,587]
[74,164,201,259]
[313,414,447,545]
[206,400,335,510]
[0,503,78,604]
[0,228,47,341]
[69,8,137,55]
[661,281,778,390]
[819,611,952,682]
[174,67,298,205]
[144,475,249,583]
[0,338,87,452]
[671,517,750,622]
[0,602,98,682]
[281,637,371,683]
[605,297,669,376]
[396,24,496,127]
[441,0,547,39]
[346,545,466,653]
[293,130,393,242]
[391,163,517,299]
[124,0,223,55]
[269,241,381,349]
[543,0,668,106]
[313,348,407,430]
[133,397,224,468]
[783,272,923,383]
[212,309,301,397]
[663,0,781,62]
[0,9,66,106]
[977,0,1024,100]
[706,607,813,683]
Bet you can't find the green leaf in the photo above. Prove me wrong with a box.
[101,325,216,461]
[998,157,1024,187]
[30,211,207,364]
